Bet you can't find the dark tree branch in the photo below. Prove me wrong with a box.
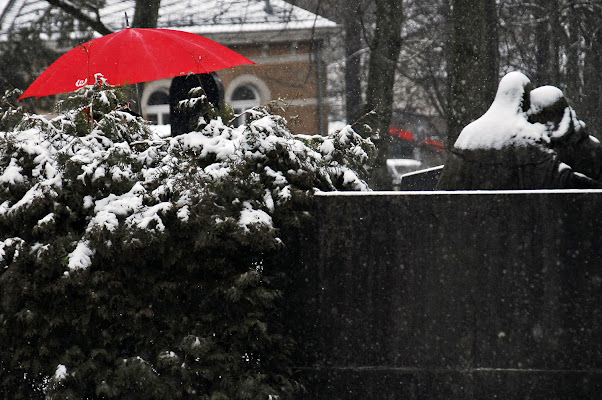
[44,0,113,35]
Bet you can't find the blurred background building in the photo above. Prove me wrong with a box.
[0,0,338,135]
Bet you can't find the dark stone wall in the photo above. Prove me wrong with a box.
[287,191,602,399]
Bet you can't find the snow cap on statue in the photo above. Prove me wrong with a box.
[528,85,587,141]
[453,71,546,151]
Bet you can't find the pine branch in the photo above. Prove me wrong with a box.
[44,0,113,35]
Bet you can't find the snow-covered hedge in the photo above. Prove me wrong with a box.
[0,85,372,399]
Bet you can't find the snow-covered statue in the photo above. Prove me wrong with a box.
[528,85,602,181]
[436,71,602,190]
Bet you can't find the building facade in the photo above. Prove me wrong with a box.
[0,0,338,135]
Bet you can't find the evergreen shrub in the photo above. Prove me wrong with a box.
[0,83,372,399]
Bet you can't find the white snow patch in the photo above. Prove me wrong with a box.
[320,139,335,156]
[54,364,67,381]
[0,158,25,184]
[36,213,55,226]
[529,85,564,113]
[68,241,95,270]
[126,202,172,232]
[8,184,46,212]
[98,91,110,106]
[250,116,276,132]
[238,201,272,231]
[93,165,106,181]
[178,131,237,160]
[263,189,275,212]
[159,351,179,360]
[83,195,94,209]
[204,163,231,180]
[0,237,24,262]
[277,186,292,201]
[550,107,573,139]
[91,183,146,231]
[30,242,50,259]
[90,209,120,232]
[177,205,190,222]
[264,166,287,185]
[342,169,359,186]
[94,189,144,215]
[93,182,146,230]
[0,200,9,215]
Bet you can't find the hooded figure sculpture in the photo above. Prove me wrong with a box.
[436,71,602,190]
[528,85,602,181]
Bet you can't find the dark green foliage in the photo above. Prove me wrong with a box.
[0,85,371,399]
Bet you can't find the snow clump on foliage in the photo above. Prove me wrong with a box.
[0,86,371,273]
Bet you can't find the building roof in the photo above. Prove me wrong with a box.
[0,0,337,43]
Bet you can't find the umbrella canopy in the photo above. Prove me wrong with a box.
[19,28,255,100]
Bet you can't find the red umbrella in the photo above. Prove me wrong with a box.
[19,28,255,100]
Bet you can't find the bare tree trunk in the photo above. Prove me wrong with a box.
[133,0,162,28]
[447,0,498,147]
[565,1,580,102]
[344,1,364,124]
[533,4,550,84]
[549,0,562,85]
[582,21,602,138]
[533,0,564,86]
[483,0,499,100]
[363,0,403,190]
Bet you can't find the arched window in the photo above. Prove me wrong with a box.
[225,75,270,127]
[145,89,170,125]
[232,85,257,101]
[230,84,261,127]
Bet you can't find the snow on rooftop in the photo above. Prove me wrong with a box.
[0,0,336,39]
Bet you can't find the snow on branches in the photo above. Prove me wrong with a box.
[0,85,371,273]
[0,84,372,398]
